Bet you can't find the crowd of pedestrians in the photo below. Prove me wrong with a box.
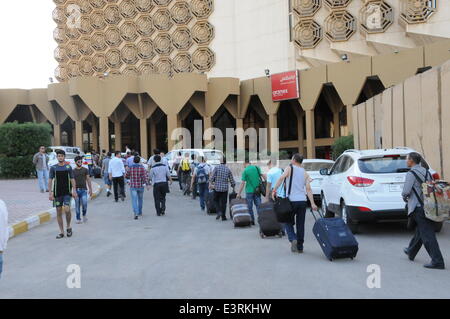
[4,146,441,273]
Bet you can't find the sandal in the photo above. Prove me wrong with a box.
[56,233,64,239]
[66,228,73,237]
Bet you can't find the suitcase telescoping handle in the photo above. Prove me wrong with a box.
[310,207,324,221]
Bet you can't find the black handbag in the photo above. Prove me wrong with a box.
[274,165,294,223]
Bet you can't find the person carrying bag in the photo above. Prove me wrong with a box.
[273,164,294,224]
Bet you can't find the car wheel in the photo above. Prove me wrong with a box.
[341,201,359,234]
[321,194,334,218]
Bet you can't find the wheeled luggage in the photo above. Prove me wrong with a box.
[312,209,358,261]
[257,202,283,238]
[230,199,252,227]
[93,166,102,179]
[206,190,216,214]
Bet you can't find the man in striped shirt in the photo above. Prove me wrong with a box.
[126,156,149,220]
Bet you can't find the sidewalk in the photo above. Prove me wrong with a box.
[0,178,102,238]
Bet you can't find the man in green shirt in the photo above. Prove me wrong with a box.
[237,160,265,225]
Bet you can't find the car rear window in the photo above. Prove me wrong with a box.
[303,162,334,171]
[204,151,223,160]
[358,155,408,174]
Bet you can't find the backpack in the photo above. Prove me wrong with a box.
[410,170,450,223]
[181,159,191,172]
[196,165,208,184]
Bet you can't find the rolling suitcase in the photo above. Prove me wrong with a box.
[312,209,358,261]
[206,190,216,215]
[230,199,252,227]
[93,166,102,179]
[257,202,283,238]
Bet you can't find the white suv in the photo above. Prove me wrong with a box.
[319,148,440,233]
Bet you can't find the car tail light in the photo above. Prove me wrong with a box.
[347,176,374,187]
[358,206,372,212]
[432,173,440,180]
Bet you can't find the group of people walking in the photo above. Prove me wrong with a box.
[31,146,445,270]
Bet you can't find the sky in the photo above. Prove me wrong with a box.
[0,0,57,89]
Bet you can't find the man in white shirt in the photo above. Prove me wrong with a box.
[0,199,9,279]
[108,151,126,202]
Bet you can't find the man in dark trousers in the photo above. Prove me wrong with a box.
[108,151,126,202]
[150,155,172,216]
[403,152,445,270]
[209,157,236,221]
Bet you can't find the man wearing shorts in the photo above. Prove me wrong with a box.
[48,150,77,239]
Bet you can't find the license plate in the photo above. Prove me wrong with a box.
[389,184,403,192]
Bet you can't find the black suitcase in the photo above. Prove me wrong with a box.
[206,190,216,215]
[312,209,358,261]
[230,199,252,227]
[257,202,283,238]
[228,191,237,218]
[93,166,102,179]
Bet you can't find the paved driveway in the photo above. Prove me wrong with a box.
[0,186,449,299]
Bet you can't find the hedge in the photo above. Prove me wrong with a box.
[331,135,355,160]
[0,122,52,178]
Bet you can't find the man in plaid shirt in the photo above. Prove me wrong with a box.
[126,156,149,220]
[209,157,236,221]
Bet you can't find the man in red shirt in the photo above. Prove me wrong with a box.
[126,156,149,220]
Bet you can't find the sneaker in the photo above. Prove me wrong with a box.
[291,240,299,253]
[56,233,64,239]
[76,220,83,224]
[66,228,73,238]
[83,216,88,223]
[134,216,139,220]
[107,191,111,197]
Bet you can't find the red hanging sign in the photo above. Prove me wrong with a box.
[271,70,300,102]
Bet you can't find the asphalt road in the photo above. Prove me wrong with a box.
[1,185,449,299]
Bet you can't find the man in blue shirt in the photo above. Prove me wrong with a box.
[266,158,285,201]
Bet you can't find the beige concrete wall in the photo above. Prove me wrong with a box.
[353,59,450,179]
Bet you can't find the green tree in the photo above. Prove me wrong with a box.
[0,122,52,178]
[332,135,355,160]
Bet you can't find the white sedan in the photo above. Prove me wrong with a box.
[302,159,335,202]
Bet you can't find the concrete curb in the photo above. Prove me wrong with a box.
[7,182,103,239]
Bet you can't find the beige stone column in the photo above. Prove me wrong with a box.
[333,109,340,139]
[75,120,83,150]
[54,124,61,146]
[346,105,353,135]
[203,116,213,145]
[268,113,278,154]
[92,121,99,152]
[236,118,245,152]
[140,118,148,160]
[305,109,316,159]
[149,117,157,152]
[114,120,122,152]
[167,113,178,151]
[297,113,305,155]
[99,117,109,154]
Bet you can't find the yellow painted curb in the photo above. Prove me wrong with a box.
[12,221,28,236]
[39,212,51,224]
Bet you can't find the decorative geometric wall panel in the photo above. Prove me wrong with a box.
[324,10,356,41]
[192,47,214,72]
[172,27,193,50]
[53,0,215,81]
[324,0,352,9]
[192,21,214,45]
[293,19,322,49]
[400,0,437,24]
[360,1,393,34]
[292,0,321,18]
[173,52,193,73]
[191,0,213,19]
